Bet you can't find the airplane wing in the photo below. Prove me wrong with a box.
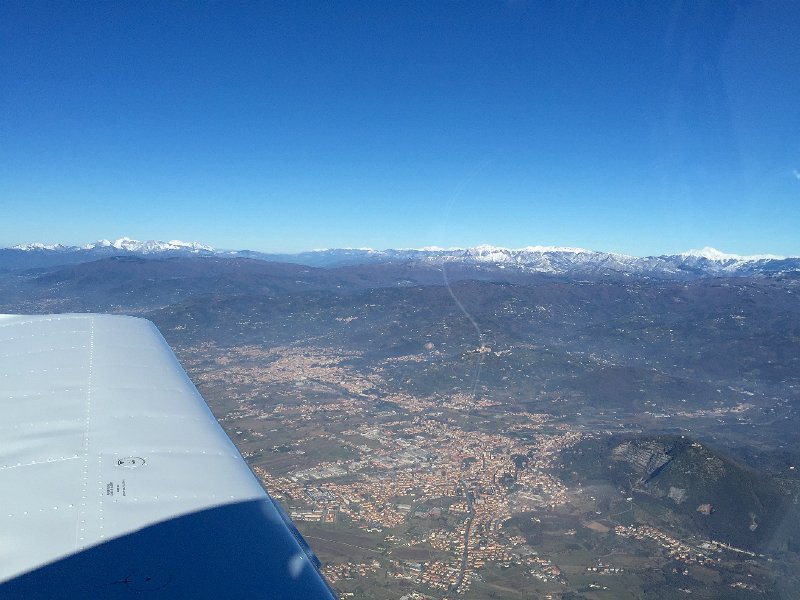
[0,313,338,599]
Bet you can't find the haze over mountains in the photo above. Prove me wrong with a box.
[3,237,799,279]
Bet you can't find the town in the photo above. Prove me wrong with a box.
[173,340,781,598]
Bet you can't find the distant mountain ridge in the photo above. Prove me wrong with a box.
[1,238,217,270]
[11,237,214,254]
[2,238,799,279]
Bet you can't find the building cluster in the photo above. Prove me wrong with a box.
[250,386,584,593]
[586,561,624,575]
[322,560,380,584]
[614,524,717,566]
[614,523,759,567]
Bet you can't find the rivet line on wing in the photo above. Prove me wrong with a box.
[98,453,104,538]
[0,455,81,471]
[76,318,94,550]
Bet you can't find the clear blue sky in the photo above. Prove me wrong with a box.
[1,1,799,255]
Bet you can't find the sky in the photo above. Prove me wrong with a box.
[1,1,799,256]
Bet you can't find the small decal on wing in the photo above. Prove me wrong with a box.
[105,480,127,497]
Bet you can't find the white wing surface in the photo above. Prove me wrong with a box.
[0,313,337,599]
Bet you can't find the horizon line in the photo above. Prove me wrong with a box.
[4,238,793,261]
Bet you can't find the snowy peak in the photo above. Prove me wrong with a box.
[680,247,739,261]
[284,245,797,277]
[89,238,214,253]
[3,237,216,273]
[11,242,72,252]
[13,237,214,253]
[517,245,592,254]
[679,247,785,262]
[409,244,593,255]
[451,245,597,266]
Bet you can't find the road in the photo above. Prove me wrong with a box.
[452,480,475,591]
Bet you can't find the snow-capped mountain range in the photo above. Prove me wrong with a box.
[12,237,214,254]
[2,238,798,279]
